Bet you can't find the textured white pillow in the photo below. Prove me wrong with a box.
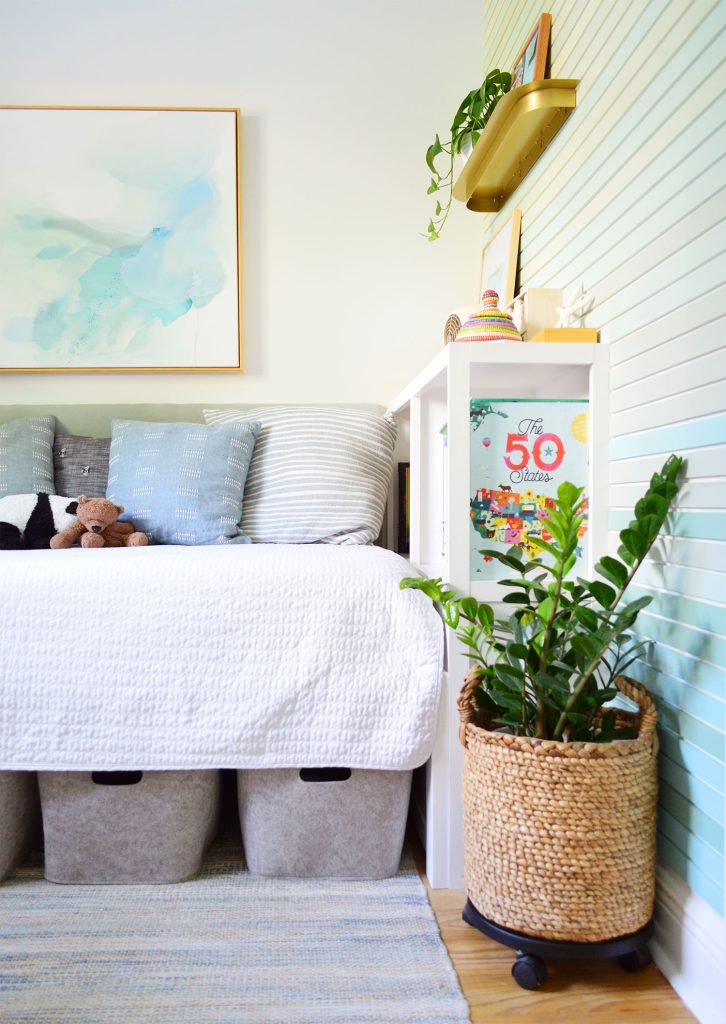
[203,406,396,544]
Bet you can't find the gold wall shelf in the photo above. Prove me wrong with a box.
[452,79,578,213]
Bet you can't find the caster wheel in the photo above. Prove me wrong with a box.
[511,953,548,990]
[618,947,652,972]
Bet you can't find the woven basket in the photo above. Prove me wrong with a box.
[457,673,658,942]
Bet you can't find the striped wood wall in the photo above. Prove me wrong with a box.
[481,0,726,915]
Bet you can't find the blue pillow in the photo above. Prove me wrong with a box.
[106,419,260,545]
[0,416,56,498]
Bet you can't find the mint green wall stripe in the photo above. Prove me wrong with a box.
[659,729,725,793]
[636,613,726,669]
[630,663,725,728]
[660,754,724,824]
[657,704,724,760]
[609,413,726,459]
[643,647,720,704]
[609,508,726,541]
[659,809,724,884]
[627,586,726,637]
[660,781,723,854]
[658,834,724,915]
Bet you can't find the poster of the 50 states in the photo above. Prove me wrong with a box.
[469,399,590,580]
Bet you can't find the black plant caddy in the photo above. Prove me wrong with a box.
[462,899,654,990]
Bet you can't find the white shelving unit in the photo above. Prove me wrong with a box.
[388,341,610,888]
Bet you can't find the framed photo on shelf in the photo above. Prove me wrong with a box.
[397,462,410,555]
[479,209,521,306]
[0,105,242,373]
[512,13,552,88]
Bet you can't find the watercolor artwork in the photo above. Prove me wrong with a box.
[0,107,241,372]
[469,398,590,580]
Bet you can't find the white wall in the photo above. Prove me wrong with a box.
[0,0,484,406]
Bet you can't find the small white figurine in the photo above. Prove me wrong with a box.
[555,282,594,328]
[509,294,525,334]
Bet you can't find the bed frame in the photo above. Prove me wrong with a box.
[2,402,457,889]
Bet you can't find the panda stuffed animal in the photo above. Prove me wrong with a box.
[0,493,79,550]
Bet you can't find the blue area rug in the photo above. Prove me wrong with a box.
[0,843,470,1024]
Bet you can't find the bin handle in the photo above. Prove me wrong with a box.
[91,771,143,786]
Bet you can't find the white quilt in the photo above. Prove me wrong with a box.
[0,545,443,771]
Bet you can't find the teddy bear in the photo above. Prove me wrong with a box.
[49,496,148,549]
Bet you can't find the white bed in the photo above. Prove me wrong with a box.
[0,544,444,772]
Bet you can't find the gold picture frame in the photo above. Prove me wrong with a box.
[478,209,521,307]
[512,13,552,89]
[0,106,242,373]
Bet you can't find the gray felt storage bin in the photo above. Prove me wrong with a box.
[237,767,412,878]
[0,771,41,881]
[38,769,220,884]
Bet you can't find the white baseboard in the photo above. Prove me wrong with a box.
[651,861,726,1024]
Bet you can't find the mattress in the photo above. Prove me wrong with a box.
[0,545,444,771]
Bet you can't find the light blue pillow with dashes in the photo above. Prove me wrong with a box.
[0,416,56,497]
[107,419,260,545]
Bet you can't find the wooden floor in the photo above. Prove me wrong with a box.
[412,842,695,1022]
[428,888,695,1022]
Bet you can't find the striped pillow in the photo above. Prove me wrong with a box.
[203,406,396,544]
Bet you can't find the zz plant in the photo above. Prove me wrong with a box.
[402,455,683,741]
[424,69,511,240]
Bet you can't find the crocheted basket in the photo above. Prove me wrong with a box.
[455,289,522,342]
[457,672,658,942]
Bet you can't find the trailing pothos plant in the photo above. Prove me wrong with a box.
[402,455,683,742]
[424,69,511,241]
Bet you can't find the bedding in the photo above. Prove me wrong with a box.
[0,544,443,771]
[0,416,55,497]
[203,406,396,544]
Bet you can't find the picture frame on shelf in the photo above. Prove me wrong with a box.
[397,462,410,555]
[512,13,552,88]
[0,105,242,373]
[478,209,521,306]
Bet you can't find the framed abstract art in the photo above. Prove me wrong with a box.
[0,106,241,372]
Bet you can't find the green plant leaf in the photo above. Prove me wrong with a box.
[478,604,494,628]
[557,481,583,508]
[441,604,460,629]
[506,642,529,664]
[456,596,478,621]
[491,691,526,712]
[572,605,600,631]
[534,671,571,695]
[528,536,560,559]
[536,595,553,623]
[425,135,443,173]
[494,662,524,686]
[587,581,617,609]
[595,555,628,587]
[619,527,648,560]
[478,548,525,570]
[426,178,439,195]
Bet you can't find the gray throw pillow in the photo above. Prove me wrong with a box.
[54,434,111,499]
[0,416,56,497]
[203,406,396,544]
